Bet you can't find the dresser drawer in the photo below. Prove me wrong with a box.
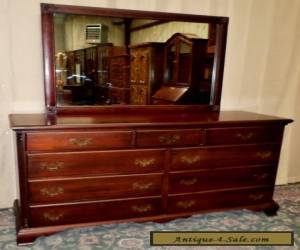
[136,129,203,147]
[168,187,273,214]
[27,131,133,151]
[30,197,161,226]
[205,126,283,145]
[29,173,163,203]
[171,144,280,171]
[27,149,165,178]
[169,166,276,194]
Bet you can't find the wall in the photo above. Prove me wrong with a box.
[130,21,208,45]
[0,0,299,208]
[63,15,125,51]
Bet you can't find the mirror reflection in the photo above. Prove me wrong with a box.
[54,14,216,106]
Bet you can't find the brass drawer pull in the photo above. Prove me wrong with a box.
[132,182,153,190]
[179,178,198,186]
[256,151,272,159]
[249,194,265,201]
[181,155,200,164]
[176,200,196,209]
[253,173,269,181]
[43,212,64,222]
[134,158,155,167]
[40,187,64,197]
[69,138,92,147]
[236,132,254,141]
[131,204,152,213]
[40,161,64,171]
[159,135,180,144]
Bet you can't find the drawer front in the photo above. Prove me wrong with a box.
[168,187,273,214]
[171,144,280,171]
[30,197,161,226]
[169,166,276,194]
[136,129,203,147]
[205,126,283,145]
[27,131,133,151]
[27,149,165,178]
[29,173,163,203]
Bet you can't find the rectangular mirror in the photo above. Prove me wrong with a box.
[42,4,228,113]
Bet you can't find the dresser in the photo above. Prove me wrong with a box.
[10,111,292,244]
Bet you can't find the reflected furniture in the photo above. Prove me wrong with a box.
[155,33,214,104]
[129,43,164,104]
[108,54,130,104]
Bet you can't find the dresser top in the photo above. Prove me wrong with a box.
[9,111,292,130]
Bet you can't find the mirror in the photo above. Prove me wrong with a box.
[42,4,228,113]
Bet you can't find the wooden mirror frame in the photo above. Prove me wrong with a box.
[41,3,228,114]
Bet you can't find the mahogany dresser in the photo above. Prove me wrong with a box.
[10,111,292,244]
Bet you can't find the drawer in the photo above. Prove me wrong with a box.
[168,186,273,214]
[27,149,165,178]
[29,173,163,203]
[30,197,161,226]
[205,126,283,145]
[136,129,203,147]
[169,166,276,194]
[27,131,133,151]
[171,144,280,171]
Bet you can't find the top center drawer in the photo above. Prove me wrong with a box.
[27,131,133,152]
[136,129,203,147]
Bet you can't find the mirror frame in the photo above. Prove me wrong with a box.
[41,3,228,114]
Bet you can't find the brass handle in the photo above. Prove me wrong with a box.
[179,178,198,186]
[40,187,64,197]
[69,138,92,147]
[43,212,64,222]
[256,151,272,159]
[253,173,269,181]
[236,132,254,141]
[249,194,265,201]
[132,182,153,190]
[176,200,196,209]
[134,158,155,167]
[131,204,152,213]
[40,161,64,171]
[159,135,180,145]
[181,155,200,164]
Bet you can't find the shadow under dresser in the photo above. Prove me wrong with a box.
[9,111,292,244]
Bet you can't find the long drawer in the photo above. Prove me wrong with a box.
[27,149,165,178]
[169,165,276,194]
[30,197,161,227]
[171,144,281,171]
[168,186,273,214]
[205,126,283,145]
[27,131,133,152]
[29,173,163,203]
[136,129,203,147]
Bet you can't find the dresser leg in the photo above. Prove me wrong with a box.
[263,200,279,216]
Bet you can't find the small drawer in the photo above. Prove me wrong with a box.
[27,130,133,152]
[30,197,161,226]
[27,149,165,178]
[171,144,280,171]
[136,129,203,147]
[205,126,283,145]
[29,173,163,203]
[168,187,273,214]
[169,166,276,194]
